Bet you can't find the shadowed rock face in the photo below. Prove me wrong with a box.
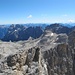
[68,30,75,75]
[0,30,75,75]
[0,25,8,39]
[1,23,75,42]
[42,44,73,75]
[45,23,71,34]
[2,24,43,41]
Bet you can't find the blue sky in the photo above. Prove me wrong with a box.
[0,0,75,24]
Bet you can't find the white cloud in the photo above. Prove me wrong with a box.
[68,19,75,23]
[62,14,68,17]
[27,15,32,18]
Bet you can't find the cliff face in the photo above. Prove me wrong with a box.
[45,23,71,35]
[0,45,73,75]
[68,30,75,75]
[41,44,73,75]
[2,24,43,41]
[0,30,74,75]
[0,25,8,39]
[38,30,74,75]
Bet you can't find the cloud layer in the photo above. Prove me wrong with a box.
[68,19,75,23]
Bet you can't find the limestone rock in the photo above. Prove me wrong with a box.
[0,30,75,75]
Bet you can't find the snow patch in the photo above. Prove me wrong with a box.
[15,30,17,32]
[51,33,54,36]
[44,64,47,71]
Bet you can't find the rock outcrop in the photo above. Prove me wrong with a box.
[0,29,75,75]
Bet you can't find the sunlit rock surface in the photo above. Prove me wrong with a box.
[0,30,74,75]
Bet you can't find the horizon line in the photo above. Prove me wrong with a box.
[0,22,75,25]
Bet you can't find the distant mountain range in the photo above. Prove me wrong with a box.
[45,23,71,34]
[0,23,75,41]
[2,24,44,41]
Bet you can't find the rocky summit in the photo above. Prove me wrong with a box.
[0,28,75,75]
